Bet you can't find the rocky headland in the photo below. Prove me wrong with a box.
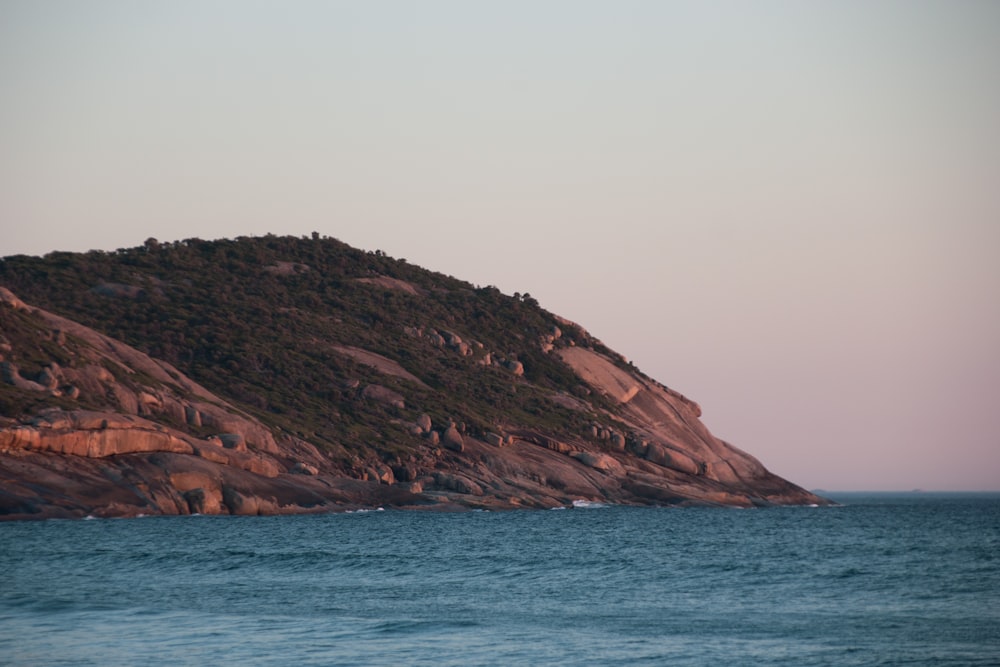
[0,236,827,519]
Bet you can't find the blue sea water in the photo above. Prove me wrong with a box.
[1,493,998,666]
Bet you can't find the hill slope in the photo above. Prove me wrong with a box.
[0,235,825,518]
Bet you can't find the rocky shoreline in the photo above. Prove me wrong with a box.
[0,239,829,520]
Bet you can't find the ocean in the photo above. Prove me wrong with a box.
[1,493,998,666]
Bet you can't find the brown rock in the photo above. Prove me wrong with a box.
[416,413,432,433]
[0,287,28,310]
[1,362,46,392]
[263,261,310,276]
[572,451,624,474]
[375,466,395,485]
[610,432,626,450]
[222,485,255,515]
[433,472,483,496]
[196,408,279,454]
[442,425,464,453]
[0,284,829,519]
[644,442,701,476]
[217,433,247,452]
[183,488,208,514]
[504,360,525,377]
[37,365,61,390]
[184,406,202,427]
[0,413,195,459]
[290,461,320,475]
[543,438,572,454]
[361,384,406,409]
[191,441,280,477]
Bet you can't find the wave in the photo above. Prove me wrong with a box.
[571,499,610,509]
[371,618,480,636]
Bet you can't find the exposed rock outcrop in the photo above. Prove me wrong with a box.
[360,384,406,409]
[0,411,195,458]
[354,275,422,295]
[264,261,310,276]
[331,345,426,386]
[0,237,828,521]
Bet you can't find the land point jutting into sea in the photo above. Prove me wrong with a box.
[1,235,826,519]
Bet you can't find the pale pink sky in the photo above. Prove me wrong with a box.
[2,1,998,490]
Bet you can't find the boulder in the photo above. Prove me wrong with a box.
[110,384,140,414]
[610,432,626,450]
[196,408,280,454]
[433,472,483,496]
[485,432,504,448]
[425,330,446,347]
[190,441,281,477]
[217,433,248,452]
[416,413,432,433]
[184,406,202,427]
[290,461,320,476]
[644,442,701,476]
[0,286,28,310]
[1,362,47,392]
[626,437,649,458]
[541,437,572,454]
[37,365,61,390]
[504,360,525,377]
[442,425,464,453]
[572,451,624,474]
[376,466,396,485]
[137,391,161,411]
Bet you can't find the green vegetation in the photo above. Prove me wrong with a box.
[1,235,629,456]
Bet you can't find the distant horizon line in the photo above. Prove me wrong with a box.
[813,489,1000,494]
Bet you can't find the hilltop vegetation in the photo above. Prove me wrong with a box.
[2,234,625,460]
[0,234,825,518]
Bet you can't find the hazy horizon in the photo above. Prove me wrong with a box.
[2,1,998,492]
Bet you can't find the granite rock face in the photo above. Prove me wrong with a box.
[0,244,828,520]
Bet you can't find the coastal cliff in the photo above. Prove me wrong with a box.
[0,236,826,519]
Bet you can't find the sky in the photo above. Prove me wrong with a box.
[2,1,998,491]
